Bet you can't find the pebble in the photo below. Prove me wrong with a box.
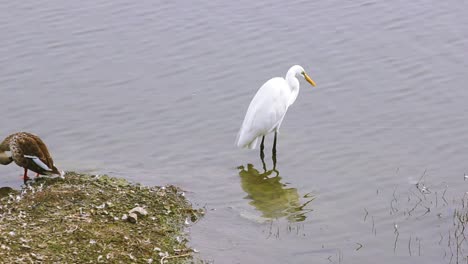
[129,206,148,217]
[1,245,10,250]
[20,244,31,250]
[128,212,138,223]
[37,243,47,249]
[30,253,44,261]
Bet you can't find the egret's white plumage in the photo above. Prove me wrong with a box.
[237,65,316,150]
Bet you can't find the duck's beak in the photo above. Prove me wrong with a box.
[304,73,316,87]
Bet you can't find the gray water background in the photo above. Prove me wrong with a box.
[1,0,468,263]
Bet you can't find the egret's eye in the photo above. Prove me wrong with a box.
[301,71,305,75]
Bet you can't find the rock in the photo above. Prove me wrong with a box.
[128,212,138,223]
[37,243,47,249]
[129,206,148,217]
[121,214,128,221]
[30,253,44,261]
[20,244,31,250]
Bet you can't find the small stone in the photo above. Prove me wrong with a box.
[37,243,47,249]
[121,214,128,221]
[128,212,138,223]
[30,253,44,261]
[20,244,31,249]
[158,251,169,258]
[129,206,148,217]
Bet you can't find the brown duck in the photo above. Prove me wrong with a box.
[0,132,62,181]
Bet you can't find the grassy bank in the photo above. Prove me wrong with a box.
[0,172,203,263]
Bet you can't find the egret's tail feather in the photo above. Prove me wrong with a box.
[236,128,258,149]
[247,137,258,149]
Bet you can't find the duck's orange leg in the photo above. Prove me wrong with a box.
[23,168,30,181]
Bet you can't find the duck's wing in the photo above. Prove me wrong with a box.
[12,133,54,174]
[28,133,55,168]
[23,155,53,171]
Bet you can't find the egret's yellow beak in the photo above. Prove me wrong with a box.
[304,73,316,87]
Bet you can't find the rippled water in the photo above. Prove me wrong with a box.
[1,0,468,263]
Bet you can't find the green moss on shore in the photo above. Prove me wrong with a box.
[0,172,203,263]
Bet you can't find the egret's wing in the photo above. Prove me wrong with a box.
[24,155,53,171]
[237,78,290,148]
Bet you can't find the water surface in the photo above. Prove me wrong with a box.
[1,0,468,263]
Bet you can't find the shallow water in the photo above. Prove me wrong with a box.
[1,0,468,263]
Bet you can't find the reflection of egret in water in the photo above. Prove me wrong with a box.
[238,164,314,222]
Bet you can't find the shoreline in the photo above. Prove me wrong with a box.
[0,172,204,263]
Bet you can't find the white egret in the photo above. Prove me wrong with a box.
[236,65,316,162]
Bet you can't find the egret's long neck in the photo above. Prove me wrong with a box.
[285,71,300,106]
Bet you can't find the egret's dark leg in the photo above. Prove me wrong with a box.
[260,136,266,172]
[260,136,265,154]
[272,132,278,170]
